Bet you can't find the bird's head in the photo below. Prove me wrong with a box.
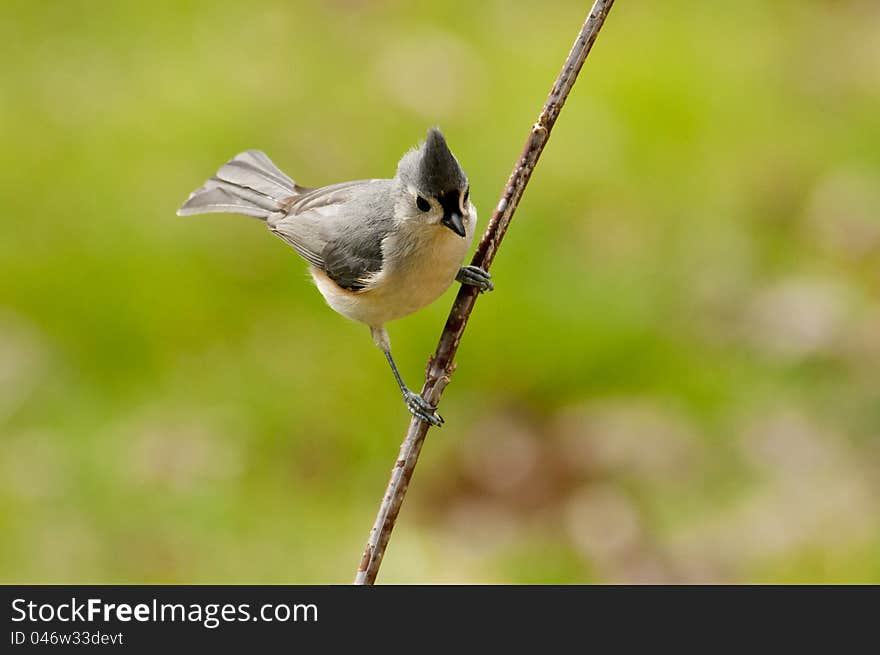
[396,127,471,237]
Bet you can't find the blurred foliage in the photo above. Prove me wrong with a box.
[1,0,879,583]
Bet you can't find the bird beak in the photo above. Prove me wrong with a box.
[442,211,466,237]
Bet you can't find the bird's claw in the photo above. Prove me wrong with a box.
[403,390,444,427]
[457,265,494,292]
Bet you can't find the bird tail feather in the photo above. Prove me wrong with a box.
[177,150,299,220]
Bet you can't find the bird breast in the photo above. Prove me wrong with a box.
[310,213,475,327]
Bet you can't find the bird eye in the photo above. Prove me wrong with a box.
[416,196,430,212]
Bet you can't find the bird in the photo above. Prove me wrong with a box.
[177,127,493,426]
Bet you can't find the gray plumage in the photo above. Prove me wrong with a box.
[277,179,395,290]
[179,154,395,290]
[396,127,467,197]
[177,128,465,293]
[177,127,483,426]
[178,149,303,219]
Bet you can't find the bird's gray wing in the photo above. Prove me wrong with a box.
[285,180,383,213]
[268,200,335,268]
[322,229,386,291]
[268,179,395,290]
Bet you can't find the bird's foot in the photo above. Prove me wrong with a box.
[457,265,494,292]
[403,389,444,427]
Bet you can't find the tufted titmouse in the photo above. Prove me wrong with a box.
[178,128,492,425]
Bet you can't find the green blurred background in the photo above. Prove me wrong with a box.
[1,0,879,583]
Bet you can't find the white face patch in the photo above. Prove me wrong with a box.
[406,184,441,223]
[459,185,470,215]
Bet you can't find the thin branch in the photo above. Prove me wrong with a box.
[354,0,616,585]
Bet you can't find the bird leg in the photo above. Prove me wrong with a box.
[371,326,444,427]
[456,265,494,292]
